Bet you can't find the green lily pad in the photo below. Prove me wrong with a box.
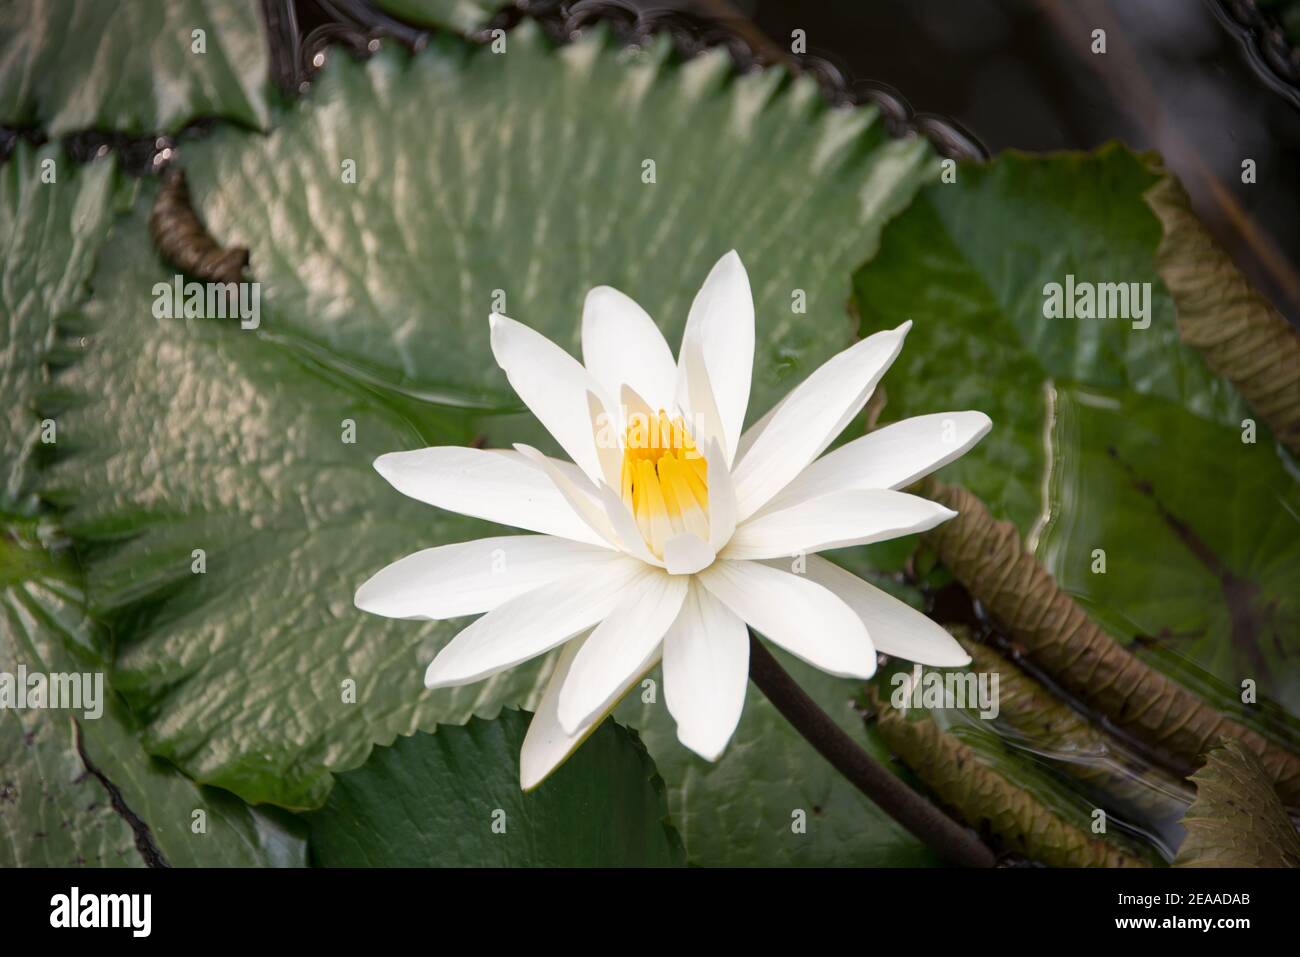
[45,23,942,870]
[181,22,934,424]
[852,147,1298,713]
[1,144,134,867]
[49,207,932,865]
[0,144,303,866]
[615,646,939,866]
[1,527,142,867]
[2,144,117,515]
[1037,385,1300,717]
[1,523,307,868]
[308,710,685,866]
[44,206,521,811]
[0,0,270,136]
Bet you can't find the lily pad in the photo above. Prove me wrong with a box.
[2,143,117,515]
[44,206,519,811]
[51,207,935,864]
[45,23,943,869]
[1036,385,1300,716]
[1173,738,1300,867]
[852,148,1299,712]
[1,145,133,867]
[1,525,307,868]
[615,646,939,866]
[181,22,934,424]
[0,144,303,866]
[1,529,142,867]
[308,710,685,866]
[0,0,271,136]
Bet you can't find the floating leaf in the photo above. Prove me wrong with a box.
[44,205,494,810]
[616,645,940,866]
[0,0,270,136]
[1,144,116,514]
[1,531,142,867]
[45,19,939,872]
[0,144,303,866]
[1031,385,1300,716]
[308,710,684,866]
[1,145,126,866]
[854,148,1241,533]
[1173,739,1300,867]
[181,24,933,419]
[853,147,1299,723]
[1,525,307,867]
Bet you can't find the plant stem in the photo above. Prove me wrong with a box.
[746,631,997,868]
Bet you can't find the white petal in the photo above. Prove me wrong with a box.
[697,559,875,678]
[662,582,749,761]
[498,447,593,493]
[356,535,619,620]
[675,251,754,464]
[679,335,726,459]
[489,313,616,484]
[725,489,956,560]
[587,391,623,490]
[761,411,992,513]
[591,483,661,566]
[513,443,620,549]
[662,533,715,575]
[796,556,970,666]
[424,558,645,689]
[730,322,910,520]
[374,446,610,547]
[734,391,787,463]
[519,633,662,791]
[582,286,678,412]
[704,437,737,551]
[621,383,654,428]
[557,570,688,733]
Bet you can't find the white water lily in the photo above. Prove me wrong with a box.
[355,251,991,789]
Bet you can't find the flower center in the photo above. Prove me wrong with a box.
[620,410,709,556]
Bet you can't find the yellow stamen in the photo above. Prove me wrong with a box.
[620,410,709,557]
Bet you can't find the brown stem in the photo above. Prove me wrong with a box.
[746,631,996,868]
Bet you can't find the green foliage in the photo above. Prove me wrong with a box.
[1174,740,1300,868]
[853,149,1299,713]
[0,0,270,135]
[309,711,685,867]
[2,8,1296,869]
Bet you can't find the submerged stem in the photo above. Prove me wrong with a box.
[746,631,996,868]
